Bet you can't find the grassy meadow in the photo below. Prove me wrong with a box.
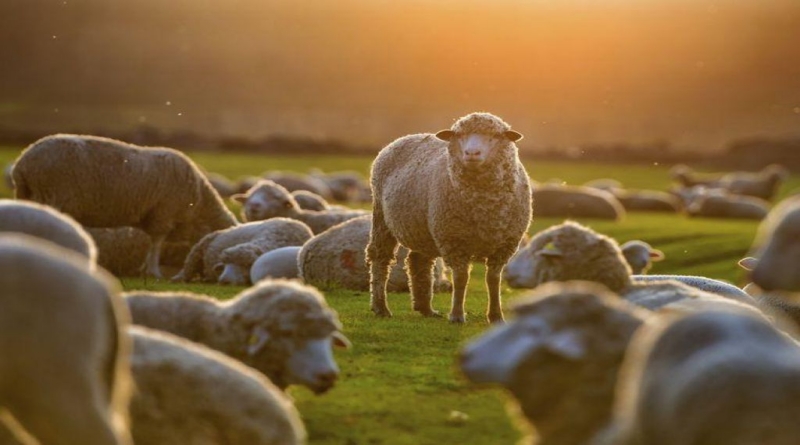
[1,146,798,444]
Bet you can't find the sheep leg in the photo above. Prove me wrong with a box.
[142,234,165,279]
[485,258,506,323]
[447,260,472,324]
[366,205,398,318]
[407,251,439,317]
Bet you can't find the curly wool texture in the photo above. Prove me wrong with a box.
[605,310,800,445]
[129,326,306,445]
[531,184,625,220]
[299,216,451,292]
[172,218,313,282]
[0,199,96,265]
[124,280,345,390]
[0,235,132,445]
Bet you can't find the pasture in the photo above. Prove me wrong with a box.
[1,146,797,445]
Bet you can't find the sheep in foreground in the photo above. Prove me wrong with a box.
[368,112,532,323]
[717,163,789,201]
[686,189,770,220]
[745,196,800,291]
[86,227,191,277]
[233,179,367,233]
[125,280,351,393]
[129,326,306,445]
[263,171,332,199]
[620,241,664,275]
[0,199,96,265]
[251,246,303,282]
[12,134,237,278]
[603,310,800,445]
[531,184,625,220]
[291,190,330,211]
[299,216,451,292]
[171,218,313,285]
[0,234,132,445]
[460,281,651,445]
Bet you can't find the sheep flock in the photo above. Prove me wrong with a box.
[0,114,798,444]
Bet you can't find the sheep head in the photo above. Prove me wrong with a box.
[436,112,522,172]
[232,179,299,222]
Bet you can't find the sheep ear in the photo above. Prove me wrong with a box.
[504,130,524,142]
[332,331,352,349]
[231,194,247,203]
[247,326,271,356]
[738,257,759,271]
[537,242,562,258]
[545,330,586,360]
[649,249,665,261]
[435,130,455,142]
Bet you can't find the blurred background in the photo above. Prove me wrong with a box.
[1,0,799,163]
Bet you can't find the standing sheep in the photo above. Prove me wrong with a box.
[745,196,800,291]
[368,112,532,323]
[299,216,451,293]
[620,240,664,275]
[171,218,313,285]
[129,326,306,445]
[0,234,132,445]
[232,179,367,233]
[0,199,96,265]
[531,184,625,220]
[603,309,800,445]
[125,280,351,393]
[12,134,237,278]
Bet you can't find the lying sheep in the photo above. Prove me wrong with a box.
[12,134,237,278]
[86,227,192,277]
[531,184,625,220]
[291,190,330,211]
[129,326,306,445]
[171,218,313,285]
[251,246,303,283]
[717,163,789,201]
[603,309,800,445]
[0,234,132,445]
[620,241,664,275]
[0,199,96,265]
[264,171,332,200]
[368,112,532,323]
[745,196,800,291]
[232,180,366,233]
[125,280,351,393]
[299,216,451,293]
[686,189,770,220]
[504,221,759,307]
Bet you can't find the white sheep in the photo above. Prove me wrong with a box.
[745,196,800,291]
[620,240,664,275]
[129,326,306,445]
[603,309,800,445]
[232,179,367,233]
[368,112,531,323]
[125,279,351,393]
[531,184,626,220]
[299,215,451,293]
[250,246,303,282]
[12,134,237,278]
[0,234,132,445]
[0,199,96,265]
[686,188,770,220]
[171,218,313,285]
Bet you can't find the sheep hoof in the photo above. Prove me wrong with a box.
[487,313,505,324]
[371,306,393,318]
[448,313,466,324]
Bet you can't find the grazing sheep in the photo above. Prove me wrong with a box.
[669,164,722,188]
[0,199,96,264]
[531,184,625,220]
[620,241,664,275]
[263,171,332,200]
[611,189,682,213]
[232,179,366,233]
[745,196,800,291]
[171,218,313,285]
[309,169,368,202]
[0,234,132,445]
[504,221,759,307]
[86,227,192,277]
[686,189,770,220]
[717,163,789,201]
[368,112,532,323]
[299,216,451,293]
[125,280,351,393]
[291,190,330,211]
[603,310,800,445]
[12,134,237,278]
[129,326,306,445]
[460,281,650,445]
[250,246,302,282]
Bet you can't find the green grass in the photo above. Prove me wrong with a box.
[1,145,798,444]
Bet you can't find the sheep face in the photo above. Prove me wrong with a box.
[436,131,522,171]
[233,181,298,221]
[621,241,664,275]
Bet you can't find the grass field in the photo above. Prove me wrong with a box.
[1,146,798,444]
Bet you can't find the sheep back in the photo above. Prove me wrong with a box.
[531,184,625,220]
